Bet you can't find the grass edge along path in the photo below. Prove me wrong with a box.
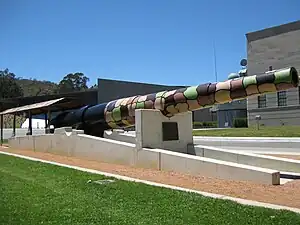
[1,154,300,225]
[193,126,300,137]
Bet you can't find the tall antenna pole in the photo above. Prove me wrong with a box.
[213,40,218,82]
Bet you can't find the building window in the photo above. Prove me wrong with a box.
[277,91,287,107]
[258,95,266,108]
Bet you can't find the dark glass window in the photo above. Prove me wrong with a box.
[258,95,266,108]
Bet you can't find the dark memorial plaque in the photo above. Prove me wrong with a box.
[162,122,179,141]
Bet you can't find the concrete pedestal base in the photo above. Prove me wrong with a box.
[135,109,193,153]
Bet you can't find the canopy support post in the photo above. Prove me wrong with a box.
[0,114,3,146]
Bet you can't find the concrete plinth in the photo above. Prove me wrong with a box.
[135,109,193,153]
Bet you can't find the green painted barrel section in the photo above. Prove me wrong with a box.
[183,86,198,100]
[242,75,257,88]
[274,67,299,86]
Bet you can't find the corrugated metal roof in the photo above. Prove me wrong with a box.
[0,98,65,115]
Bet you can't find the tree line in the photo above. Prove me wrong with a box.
[0,68,97,99]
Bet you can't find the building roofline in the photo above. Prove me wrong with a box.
[98,78,186,88]
[0,89,97,103]
[246,20,300,42]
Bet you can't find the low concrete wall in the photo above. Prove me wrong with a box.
[2,128,45,139]
[142,148,280,185]
[194,145,300,173]
[8,131,280,185]
[73,135,136,166]
[9,133,136,166]
[103,130,136,144]
[9,135,39,151]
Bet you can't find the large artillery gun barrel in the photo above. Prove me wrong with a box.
[103,67,298,128]
[50,67,299,134]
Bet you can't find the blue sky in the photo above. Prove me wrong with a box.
[1,0,299,87]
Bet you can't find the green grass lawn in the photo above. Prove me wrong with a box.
[193,126,300,137]
[0,154,300,225]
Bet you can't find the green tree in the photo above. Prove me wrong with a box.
[58,72,89,93]
[0,69,24,99]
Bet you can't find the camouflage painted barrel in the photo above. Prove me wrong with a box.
[104,67,299,128]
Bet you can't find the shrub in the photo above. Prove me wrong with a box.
[193,121,218,128]
[233,117,248,128]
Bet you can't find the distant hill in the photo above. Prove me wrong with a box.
[2,78,59,129]
[2,77,98,128]
[16,78,59,97]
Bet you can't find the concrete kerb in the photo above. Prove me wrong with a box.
[0,150,299,214]
[257,152,300,156]
[194,136,300,141]
[193,136,300,149]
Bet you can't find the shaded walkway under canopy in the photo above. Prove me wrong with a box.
[0,97,88,145]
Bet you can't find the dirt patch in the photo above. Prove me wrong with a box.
[1,147,300,209]
[264,154,300,161]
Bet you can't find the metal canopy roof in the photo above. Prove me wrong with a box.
[0,89,98,112]
[0,97,73,115]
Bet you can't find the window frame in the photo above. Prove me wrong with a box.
[257,95,266,108]
[277,90,287,107]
